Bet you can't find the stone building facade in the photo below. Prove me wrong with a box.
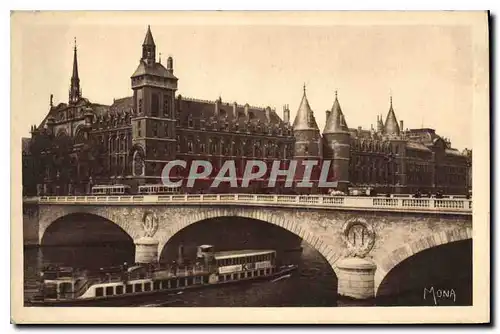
[22,26,471,196]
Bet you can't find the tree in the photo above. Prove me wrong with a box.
[51,133,74,186]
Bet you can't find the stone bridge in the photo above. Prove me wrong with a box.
[22,194,473,300]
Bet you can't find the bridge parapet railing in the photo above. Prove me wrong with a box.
[187,195,202,201]
[236,194,255,201]
[299,196,320,204]
[256,195,275,202]
[373,198,399,207]
[401,199,431,208]
[434,199,465,209]
[276,195,298,203]
[322,196,344,205]
[219,194,237,201]
[29,194,472,214]
[202,195,218,201]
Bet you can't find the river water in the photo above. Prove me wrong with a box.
[23,242,339,307]
[23,240,472,307]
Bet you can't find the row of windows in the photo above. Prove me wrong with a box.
[216,253,273,267]
[137,95,173,118]
[219,268,271,282]
[182,118,291,136]
[94,276,208,297]
[180,138,292,158]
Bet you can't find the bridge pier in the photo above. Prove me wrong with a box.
[134,237,159,264]
[336,257,377,300]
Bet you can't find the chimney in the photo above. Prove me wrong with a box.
[244,103,249,119]
[283,104,290,124]
[215,98,220,115]
[265,107,271,122]
[400,120,404,131]
[233,102,238,119]
[167,56,173,74]
[326,109,331,120]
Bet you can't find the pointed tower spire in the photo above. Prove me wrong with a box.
[143,25,155,46]
[384,95,400,136]
[293,85,319,131]
[69,37,81,104]
[323,91,348,134]
[141,25,156,66]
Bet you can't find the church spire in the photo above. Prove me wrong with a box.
[69,37,81,104]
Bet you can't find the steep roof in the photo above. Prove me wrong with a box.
[131,60,178,80]
[177,97,285,128]
[143,25,155,46]
[292,88,319,131]
[384,97,400,136]
[406,141,431,152]
[22,137,31,155]
[324,93,349,134]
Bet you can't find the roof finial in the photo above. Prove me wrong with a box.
[335,90,338,99]
[74,37,77,51]
[159,52,162,64]
[303,83,306,94]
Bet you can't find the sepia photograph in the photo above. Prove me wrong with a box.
[11,10,489,324]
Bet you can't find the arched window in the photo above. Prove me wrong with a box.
[74,127,86,144]
[115,136,120,153]
[132,150,144,176]
[210,139,218,155]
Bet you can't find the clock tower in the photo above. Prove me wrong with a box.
[130,26,178,184]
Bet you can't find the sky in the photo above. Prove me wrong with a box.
[12,12,476,150]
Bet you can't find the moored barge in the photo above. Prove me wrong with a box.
[29,245,298,306]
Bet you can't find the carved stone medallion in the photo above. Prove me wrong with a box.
[341,218,375,258]
[142,211,159,238]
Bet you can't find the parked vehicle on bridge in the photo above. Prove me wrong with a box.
[91,184,131,195]
[138,184,181,195]
[29,245,298,306]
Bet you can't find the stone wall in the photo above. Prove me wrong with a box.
[32,202,472,293]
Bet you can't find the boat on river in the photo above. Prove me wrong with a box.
[29,244,298,306]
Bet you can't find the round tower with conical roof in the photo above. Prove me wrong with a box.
[291,85,322,193]
[322,91,350,192]
[382,96,407,193]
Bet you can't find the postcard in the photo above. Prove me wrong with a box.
[11,10,489,324]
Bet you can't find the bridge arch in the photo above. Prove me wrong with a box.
[157,207,342,276]
[374,226,473,296]
[38,208,140,245]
